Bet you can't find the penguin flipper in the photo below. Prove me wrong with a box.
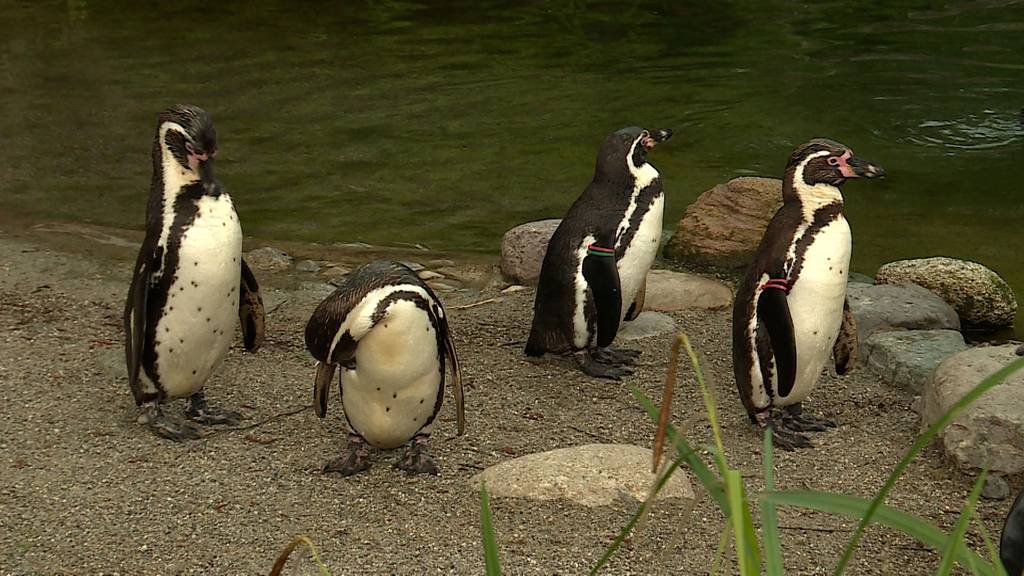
[581,245,622,348]
[438,313,466,436]
[833,297,858,375]
[757,286,797,397]
[1001,487,1024,576]
[124,246,158,404]
[313,361,336,418]
[238,258,266,352]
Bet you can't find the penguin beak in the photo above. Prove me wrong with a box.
[841,154,885,179]
[641,128,673,151]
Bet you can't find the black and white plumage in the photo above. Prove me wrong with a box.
[731,138,884,450]
[304,260,465,476]
[1003,487,1024,576]
[124,104,265,441]
[525,126,672,380]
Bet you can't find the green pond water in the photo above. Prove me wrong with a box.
[1,0,1022,332]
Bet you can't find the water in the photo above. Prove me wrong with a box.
[1,0,1022,331]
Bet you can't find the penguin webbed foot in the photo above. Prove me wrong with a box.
[394,435,438,475]
[782,404,836,432]
[324,434,372,477]
[593,346,641,366]
[771,424,813,451]
[578,351,634,381]
[185,392,242,426]
[138,403,203,441]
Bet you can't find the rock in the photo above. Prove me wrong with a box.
[919,345,1024,474]
[500,219,561,285]
[501,285,527,294]
[862,330,967,394]
[428,259,456,268]
[321,265,351,284]
[1018,344,1024,356]
[427,281,459,292]
[245,247,293,271]
[418,270,443,281]
[846,283,960,351]
[400,261,424,272]
[298,282,336,299]
[617,312,676,341]
[643,269,732,312]
[875,257,1018,327]
[295,259,320,273]
[470,444,694,508]
[982,474,1011,500]
[663,177,783,269]
[848,272,874,284]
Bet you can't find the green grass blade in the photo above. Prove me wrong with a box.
[765,490,997,576]
[936,471,988,575]
[479,483,502,576]
[761,429,784,576]
[726,470,761,575]
[973,508,1007,576]
[632,385,729,513]
[681,333,728,476]
[833,357,1024,575]
[589,451,690,575]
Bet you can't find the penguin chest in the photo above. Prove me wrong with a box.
[616,194,664,317]
[778,217,852,404]
[152,195,243,398]
[341,301,443,449]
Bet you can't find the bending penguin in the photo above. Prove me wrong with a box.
[304,260,465,476]
[525,126,672,380]
[124,104,265,441]
[731,138,883,450]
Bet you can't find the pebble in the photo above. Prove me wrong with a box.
[428,259,456,268]
[427,281,459,292]
[295,260,320,273]
[982,474,1010,500]
[1017,344,1024,356]
[418,270,443,281]
[401,261,425,272]
[501,285,527,294]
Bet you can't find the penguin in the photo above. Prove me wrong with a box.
[124,104,265,441]
[731,138,884,450]
[1002,486,1024,576]
[304,260,465,476]
[525,126,672,380]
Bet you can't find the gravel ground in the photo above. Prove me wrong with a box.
[0,219,1016,576]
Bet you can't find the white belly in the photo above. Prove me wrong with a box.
[341,300,442,449]
[616,194,664,320]
[776,217,851,405]
[152,194,243,399]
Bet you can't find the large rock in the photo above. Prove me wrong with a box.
[663,177,783,269]
[863,330,967,394]
[643,269,733,311]
[919,345,1024,474]
[618,311,677,341]
[876,257,1018,327]
[245,247,293,271]
[471,444,694,507]
[846,282,961,351]
[500,219,560,285]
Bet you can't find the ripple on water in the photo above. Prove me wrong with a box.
[906,110,1024,151]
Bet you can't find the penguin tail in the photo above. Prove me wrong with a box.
[524,333,545,357]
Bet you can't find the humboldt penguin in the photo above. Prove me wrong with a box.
[124,104,265,441]
[1003,486,1024,576]
[731,138,884,450]
[525,126,672,380]
[304,260,465,476]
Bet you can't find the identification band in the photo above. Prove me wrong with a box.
[762,278,790,293]
[587,244,616,257]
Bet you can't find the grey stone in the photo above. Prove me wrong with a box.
[501,285,528,294]
[427,281,459,292]
[321,265,351,285]
[500,219,561,285]
[471,444,694,508]
[245,247,293,271]
[400,261,425,272]
[298,282,336,299]
[876,257,1017,327]
[295,259,320,273]
[919,345,1024,474]
[428,259,456,268]
[848,272,874,284]
[617,311,676,341]
[417,270,444,281]
[862,330,967,393]
[982,474,1011,501]
[846,282,960,351]
[643,269,732,312]
[663,177,783,269]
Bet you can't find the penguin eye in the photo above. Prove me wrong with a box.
[827,156,840,166]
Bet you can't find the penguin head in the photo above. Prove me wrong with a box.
[787,138,885,188]
[595,126,673,179]
[155,104,218,182]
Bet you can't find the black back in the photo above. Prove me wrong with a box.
[1003,487,1024,576]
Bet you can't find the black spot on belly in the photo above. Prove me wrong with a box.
[194,262,198,267]
[192,369,197,375]
[165,327,169,332]
[376,387,381,391]
[829,267,833,271]
[179,338,184,344]
[169,347,174,353]
[419,399,424,404]
[385,406,391,412]
[392,392,397,399]
[197,306,202,312]
[179,286,184,292]
[206,317,211,322]
[169,306,174,311]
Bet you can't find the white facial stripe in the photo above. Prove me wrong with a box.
[616,137,660,247]
[573,234,596,349]
[153,122,201,278]
[792,150,844,220]
[328,284,436,359]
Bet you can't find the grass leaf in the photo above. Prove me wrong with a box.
[761,429,784,576]
[269,535,331,576]
[832,357,1024,575]
[765,490,998,576]
[936,471,988,575]
[480,483,502,576]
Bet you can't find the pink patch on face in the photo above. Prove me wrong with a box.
[640,131,657,150]
[834,149,856,178]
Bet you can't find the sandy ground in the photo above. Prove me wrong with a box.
[0,218,1017,576]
